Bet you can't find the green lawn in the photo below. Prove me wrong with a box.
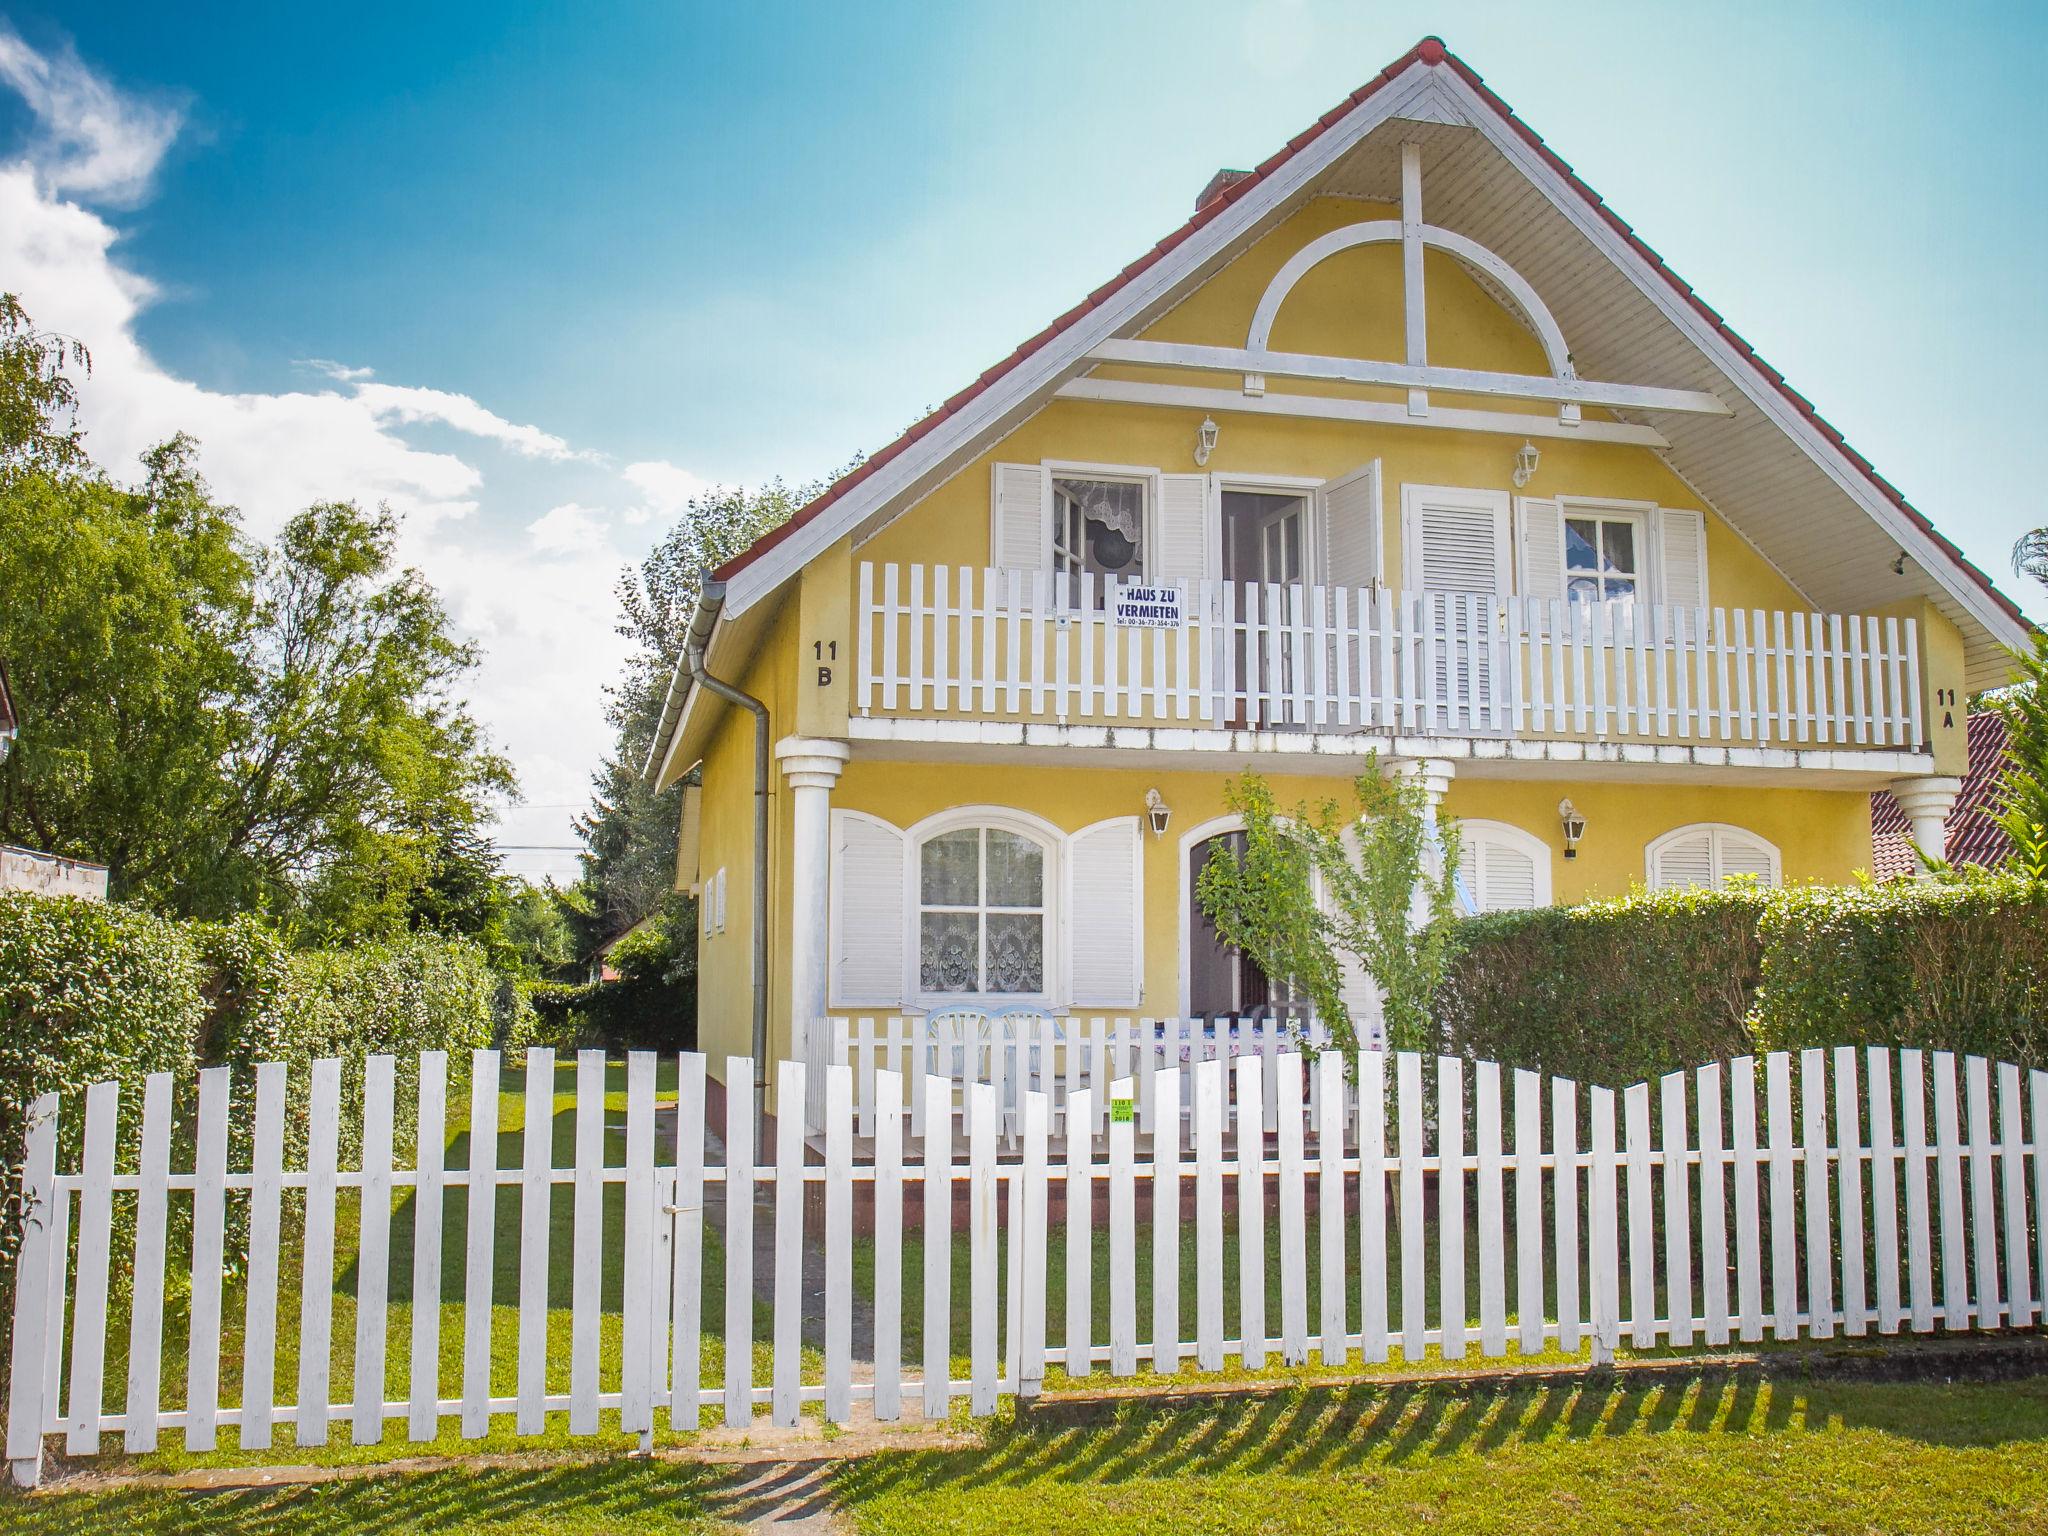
[10,1372,2048,1534]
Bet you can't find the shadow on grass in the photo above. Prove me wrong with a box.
[831,1368,2048,1508]
[4,1459,735,1535]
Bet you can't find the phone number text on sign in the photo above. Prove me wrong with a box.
[1111,584,1184,629]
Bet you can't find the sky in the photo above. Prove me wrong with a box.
[1,1,2044,882]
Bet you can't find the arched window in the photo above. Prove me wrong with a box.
[914,818,1054,998]
[1646,823,1781,892]
[1454,820,1553,913]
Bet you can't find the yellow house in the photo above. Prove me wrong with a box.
[644,38,2032,1118]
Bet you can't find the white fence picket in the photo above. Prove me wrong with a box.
[351,1057,393,1446]
[772,1060,806,1428]
[969,1081,999,1414]
[188,1067,233,1451]
[516,1048,555,1436]
[724,1056,757,1429]
[621,1052,657,1437]
[1153,1067,1183,1374]
[873,1068,904,1421]
[243,1063,287,1450]
[1512,1068,1542,1358]
[1475,1061,1505,1359]
[5,1094,58,1484]
[1235,1055,1267,1371]
[1661,1071,1694,1349]
[1697,1063,1728,1346]
[922,1072,953,1418]
[1276,1053,1309,1365]
[297,1060,342,1448]
[1195,1059,1225,1372]
[461,1050,502,1439]
[570,1051,606,1435]
[825,1063,854,1422]
[1552,1076,1581,1356]
[1360,1052,1390,1365]
[1438,1056,1467,1362]
[122,1074,172,1453]
[410,1052,449,1441]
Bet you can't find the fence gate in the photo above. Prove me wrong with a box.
[9,1042,2048,1487]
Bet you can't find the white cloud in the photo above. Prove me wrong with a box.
[528,501,609,553]
[0,30,726,874]
[621,458,713,523]
[0,22,182,205]
[354,381,594,463]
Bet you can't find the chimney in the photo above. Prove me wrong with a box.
[1195,169,1252,213]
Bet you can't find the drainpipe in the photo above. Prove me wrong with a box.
[684,578,771,1139]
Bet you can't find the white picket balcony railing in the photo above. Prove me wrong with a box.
[856,562,1925,749]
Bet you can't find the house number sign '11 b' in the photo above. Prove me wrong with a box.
[1112,584,1185,629]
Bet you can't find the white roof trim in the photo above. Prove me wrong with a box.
[1429,68,2030,654]
[719,63,1460,619]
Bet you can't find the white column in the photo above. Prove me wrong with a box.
[1392,757,1456,925]
[778,736,850,1128]
[1889,775,1963,875]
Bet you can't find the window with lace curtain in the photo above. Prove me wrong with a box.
[917,826,1047,996]
[1052,475,1146,608]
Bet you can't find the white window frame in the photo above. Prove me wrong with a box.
[1557,496,1655,607]
[906,806,1065,1008]
[1645,822,1782,891]
[1044,460,1157,604]
[1454,819,1554,913]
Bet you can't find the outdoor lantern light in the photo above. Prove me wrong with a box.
[1512,439,1541,488]
[1145,788,1171,839]
[1194,416,1219,467]
[1558,797,1586,860]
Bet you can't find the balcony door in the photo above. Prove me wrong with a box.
[1222,489,1309,727]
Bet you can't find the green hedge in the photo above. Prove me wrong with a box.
[1437,874,2048,1084]
[1750,876,2048,1064]
[1435,885,1765,1088]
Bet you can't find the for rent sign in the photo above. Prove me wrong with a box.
[1111,583,1184,629]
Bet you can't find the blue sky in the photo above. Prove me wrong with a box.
[2,1,2044,878]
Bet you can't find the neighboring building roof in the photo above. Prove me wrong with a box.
[645,35,2036,784]
[1870,712,2016,878]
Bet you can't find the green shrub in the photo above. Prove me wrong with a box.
[1750,874,2048,1064]
[528,973,696,1054]
[1436,885,1767,1087]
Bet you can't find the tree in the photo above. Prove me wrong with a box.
[1196,763,1462,1055]
[2016,526,2048,592]
[0,292,92,478]
[1992,631,2048,880]
[0,296,514,936]
[576,477,841,943]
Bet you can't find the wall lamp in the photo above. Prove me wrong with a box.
[1558,797,1586,860]
[1194,416,1219,467]
[1512,439,1541,488]
[1145,788,1171,840]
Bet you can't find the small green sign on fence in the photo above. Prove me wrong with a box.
[1110,1097,1135,1124]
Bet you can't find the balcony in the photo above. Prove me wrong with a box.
[854,562,1925,753]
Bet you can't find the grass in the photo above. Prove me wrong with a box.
[72,1060,813,1475]
[10,1371,2048,1533]
[832,1372,2048,1535]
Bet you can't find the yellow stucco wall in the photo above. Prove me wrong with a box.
[825,758,1872,1020]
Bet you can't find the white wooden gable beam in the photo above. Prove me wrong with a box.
[1094,144,1727,427]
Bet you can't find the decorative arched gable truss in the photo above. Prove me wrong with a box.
[1453,819,1553,913]
[1077,144,1730,435]
[1645,822,1781,892]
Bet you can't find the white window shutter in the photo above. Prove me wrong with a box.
[1065,817,1141,1006]
[830,812,908,1006]
[1318,461,1381,590]
[1454,821,1548,913]
[1716,830,1779,886]
[1154,473,1211,585]
[1649,827,1716,891]
[1402,485,1511,593]
[1658,507,1709,610]
[1516,498,1565,602]
[991,463,1050,576]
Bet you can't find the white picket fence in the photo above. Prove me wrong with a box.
[857,562,1924,748]
[9,1044,2046,1488]
[820,1014,1346,1140]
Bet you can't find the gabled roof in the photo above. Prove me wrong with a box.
[647,36,2035,784]
[1870,712,2016,878]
